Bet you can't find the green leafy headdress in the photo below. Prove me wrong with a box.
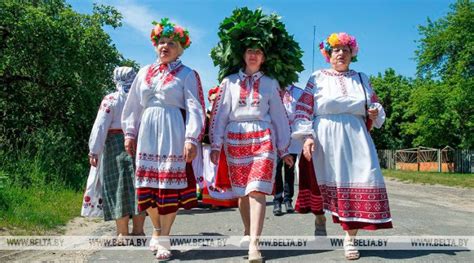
[210,7,304,88]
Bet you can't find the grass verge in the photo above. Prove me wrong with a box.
[382,169,474,188]
[0,183,83,235]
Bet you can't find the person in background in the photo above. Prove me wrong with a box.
[88,66,146,243]
[272,84,303,216]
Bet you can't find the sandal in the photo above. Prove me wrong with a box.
[240,235,250,248]
[343,237,360,260]
[149,227,161,252]
[155,237,172,261]
[248,238,263,263]
[248,249,263,263]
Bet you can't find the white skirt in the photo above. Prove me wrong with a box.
[135,106,188,189]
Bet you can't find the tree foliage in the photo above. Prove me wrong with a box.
[0,0,130,188]
[369,69,414,149]
[407,0,473,149]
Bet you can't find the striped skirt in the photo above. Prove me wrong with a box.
[295,154,324,215]
[136,163,198,215]
[101,133,139,221]
[224,121,277,197]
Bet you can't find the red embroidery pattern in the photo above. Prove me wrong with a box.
[227,140,274,158]
[239,76,261,107]
[99,94,117,113]
[209,83,226,149]
[227,129,271,140]
[138,153,184,162]
[193,70,206,141]
[251,78,260,106]
[229,159,274,188]
[295,91,314,121]
[239,76,250,106]
[136,167,187,185]
[145,63,183,87]
[319,185,391,221]
[321,69,357,97]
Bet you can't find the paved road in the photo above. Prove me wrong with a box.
[87,179,474,262]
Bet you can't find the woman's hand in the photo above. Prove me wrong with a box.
[368,107,379,121]
[303,138,315,161]
[210,150,220,165]
[124,138,137,157]
[89,156,98,167]
[184,142,197,163]
[282,155,294,168]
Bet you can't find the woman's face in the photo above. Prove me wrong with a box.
[156,37,182,64]
[329,44,352,72]
[243,48,265,72]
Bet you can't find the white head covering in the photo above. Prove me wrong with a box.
[113,67,136,93]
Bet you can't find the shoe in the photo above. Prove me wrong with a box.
[149,237,159,252]
[284,201,294,213]
[314,216,327,236]
[273,202,283,216]
[343,237,360,260]
[248,249,263,263]
[155,237,172,261]
[240,235,250,248]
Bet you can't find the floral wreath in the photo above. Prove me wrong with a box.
[319,32,359,63]
[150,18,191,49]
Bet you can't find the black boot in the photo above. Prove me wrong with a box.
[273,202,283,216]
[284,200,294,213]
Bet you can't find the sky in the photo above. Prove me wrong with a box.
[68,0,454,96]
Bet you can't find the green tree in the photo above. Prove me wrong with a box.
[370,68,414,149]
[0,0,129,187]
[407,0,473,148]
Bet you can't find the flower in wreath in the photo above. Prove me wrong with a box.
[320,32,359,62]
[150,18,191,49]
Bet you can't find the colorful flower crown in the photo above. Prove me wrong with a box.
[319,32,359,62]
[150,18,191,49]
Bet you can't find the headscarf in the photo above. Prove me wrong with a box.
[113,67,136,94]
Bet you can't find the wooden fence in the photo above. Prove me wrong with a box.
[377,149,473,173]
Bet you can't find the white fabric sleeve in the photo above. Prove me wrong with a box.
[269,80,291,158]
[292,73,317,140]
[361,72,386,129]
[121,67,146,139]
[183,70,206,146]
[210,79,231,151]
[88,95,114,156]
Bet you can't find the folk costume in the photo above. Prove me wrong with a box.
[122,19,205,215]
[293,33,392,230]
[87,67,139,221]
[210,8,304,198]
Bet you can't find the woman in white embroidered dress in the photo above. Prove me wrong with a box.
[210,47,293,261]
[293,32,392,260]
[122,18,205,260]
[88,66,146,241]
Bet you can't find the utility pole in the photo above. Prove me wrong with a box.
[312,26,316,72]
